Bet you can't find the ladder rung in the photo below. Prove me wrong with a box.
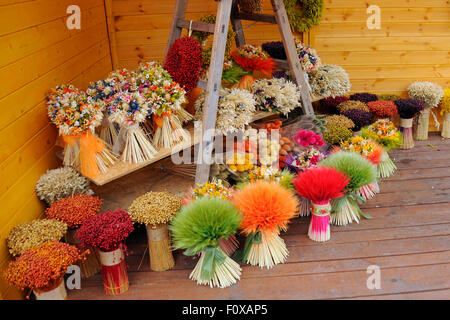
[233,12,276,24]
[177,19,215,33]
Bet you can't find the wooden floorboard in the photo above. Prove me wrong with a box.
[68,133,450,300]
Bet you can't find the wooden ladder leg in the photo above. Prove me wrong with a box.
[195,0,234,184]
[164,0,189,63]
[271,0,314,115]
[230,1,246,47]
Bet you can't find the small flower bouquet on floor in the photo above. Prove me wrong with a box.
[440,88,450,138]
[45,194,103,278]
[77,209,134,296]
[408,81,444,140]
[320,152,377,226]
[394,99,424,149]
[170,198,242,288]
[362,119,402,178]
[233,181,298,269]
[339,136,383,200]
[293,167,349,242]
[128,191,182,271]
[3,241,87,300]
[108,91,158,163]
[7,219,67,257]
[47,85,116,178]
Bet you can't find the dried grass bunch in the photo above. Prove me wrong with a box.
[252,78,301,115]
[308,64,351,98]
[408,81,444,108]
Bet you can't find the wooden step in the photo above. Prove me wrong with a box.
[176,19,215,33]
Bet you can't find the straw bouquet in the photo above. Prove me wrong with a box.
[362,119,402,178]
[3,241,87,300]
[293,167,349,241]
[47,85,116,178]
[77,209,134,295]
[339,136,383,200]
[108,91,158,163]
[321,152,377,226]
[45,194,103,278]
[233,181,298,269]
[408,81,444,140]
[394,99,424,149]
[440,88,450,138]
[308,64,351,98]
[128,191,182,271]
[170,198,242,288]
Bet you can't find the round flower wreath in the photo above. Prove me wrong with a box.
[284,0,324,33]
[164,36,204,93]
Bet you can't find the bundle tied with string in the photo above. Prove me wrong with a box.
[394,99,424,150]
[440,88,450,138]
[408,81,444,140]
[362,119,402,179]
[338,136,383,201]
[77,209,134,296]
[47,85,116,179]
[182,180,238,256]
[170,198,242,288]
[320,152,377,226]
[137,62,190,149]
[86,78,120,146]
[294,167,349,242]
[45,194,103,278]
[108,91,157,163]
[128,191,182,271]
[233,181,298,269]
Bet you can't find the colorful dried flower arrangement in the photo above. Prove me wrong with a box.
[324,114,355,130]
[308,64,351,98]
[194,88,256,134]
[170,198,242,288]
[3,241,86,296]
[286,148,325,172]
[47,85,116,178]
[233,181,298,269]
[323,124,353,145]
[231,44,275,76]
[337,100,370,113]
[350,93,378,103]
[342,109,373,132]
[35,167,93,205]
[7,219,67,257]
[293,167,349,242]
[45,194,102,229]
[108,90,157,163]
[294,39,322,72]
[321,152,377,226]
[319,96,349,114]
[293,129,325,147]
[440,88,450,138]
[252,78,301,115]
[191,180,233,201]
[367,100,398,120]
[128,191,182,271]
[236,166,295,192]
[362,119,401,178]
[395,99,424,149]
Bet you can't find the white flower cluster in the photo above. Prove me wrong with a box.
[108,91,150,127]
[408,81,444,108]
[252,78,301,115]
[308,64,351,98]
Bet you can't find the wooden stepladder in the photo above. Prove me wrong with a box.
[165,0,315,184]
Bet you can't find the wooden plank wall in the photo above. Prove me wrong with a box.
[109,0,302,70]
[310,0,450,96]
[0,0,113,299]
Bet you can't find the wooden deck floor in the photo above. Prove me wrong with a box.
[68,133,450,300]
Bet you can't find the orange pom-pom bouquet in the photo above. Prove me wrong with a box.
[233,181,298,269]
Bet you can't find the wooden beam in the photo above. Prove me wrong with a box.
[195,0,233,184]
[230,1,246,47]
[271,0,314,115]
[164,0,189,62]
[103,0,119,70]
[233,12,277,24]
[176,19,215,33]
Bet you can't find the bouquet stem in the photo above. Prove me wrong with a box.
[34,277,67,300]
[308,202,331,242]
[146,223,175,271]
[245,231,288,269]
[414,109,430,141]
[331,196,361,226]
[442,112,450,139]
[120,125,158,163]
[299,196,311,217]
[153,115,190,149]
[400,118,414,149]
[377,150,396,179]
[99,247,129,296]
[218,234,239,256]
[357,181,380,201]
[189,248,241,288]
[65,229,101,278]
[99,117,119,147]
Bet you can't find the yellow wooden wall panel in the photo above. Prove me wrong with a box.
[0,0,113,299]
[323,0,450,8]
